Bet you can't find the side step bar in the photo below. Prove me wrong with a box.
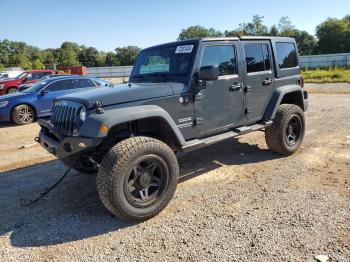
[181,121,272,153]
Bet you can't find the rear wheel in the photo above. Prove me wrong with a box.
[265,104,305,155]
[97,136,179,222]
[7,87,17,94]
[12,104,35,125]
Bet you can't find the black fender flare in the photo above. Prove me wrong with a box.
[79,105,186,146]
[263,84,306,120]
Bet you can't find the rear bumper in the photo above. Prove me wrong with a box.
[37,119,102,161]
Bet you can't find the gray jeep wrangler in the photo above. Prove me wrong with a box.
[37,37,308,222]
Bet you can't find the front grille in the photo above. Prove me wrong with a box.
[51,100,83,136]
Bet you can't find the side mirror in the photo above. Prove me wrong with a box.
[199,65,219,81]
[38,89,49,95]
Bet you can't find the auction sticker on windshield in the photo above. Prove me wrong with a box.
[175,45,194,54]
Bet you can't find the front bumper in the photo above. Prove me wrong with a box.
[37,119,102,161]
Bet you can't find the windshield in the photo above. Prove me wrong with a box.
[130,43,196,83]
[15,72,28,79]
[22,79,48,93]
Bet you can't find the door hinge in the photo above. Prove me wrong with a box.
[244,86,251,93]
[194,118,204,126]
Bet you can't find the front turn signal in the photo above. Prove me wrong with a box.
[100,125,109,134]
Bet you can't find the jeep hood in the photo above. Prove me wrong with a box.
[55,82,185,108]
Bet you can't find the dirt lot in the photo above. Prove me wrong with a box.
[0,84,349,261]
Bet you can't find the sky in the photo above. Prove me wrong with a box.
[0,0,348,51]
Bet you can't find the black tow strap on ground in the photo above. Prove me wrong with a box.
[20,167,72,207]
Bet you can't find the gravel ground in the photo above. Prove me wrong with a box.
[0,86,349,261]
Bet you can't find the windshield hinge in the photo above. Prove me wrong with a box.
[194,118,204,126]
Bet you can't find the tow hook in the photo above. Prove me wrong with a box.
[89,156,100,170]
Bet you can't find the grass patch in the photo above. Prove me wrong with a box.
[302,67,350,83]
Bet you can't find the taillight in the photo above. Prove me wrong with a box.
[298,77,304,88]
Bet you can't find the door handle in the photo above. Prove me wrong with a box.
[229,83,242,92]
[263,78,273,86]
[195,92,203,101]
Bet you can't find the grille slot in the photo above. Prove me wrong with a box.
[51,101,83,136]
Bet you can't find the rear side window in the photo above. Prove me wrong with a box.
[46,80,71,92]
[201,45,237,76]
[72,79,95,89]
[276,42,298,69]
[244,43,271,73]
[42,72,52,77]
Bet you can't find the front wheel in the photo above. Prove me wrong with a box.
[12,104,35,125]
[97,136,179,222]
[265,104,305,155]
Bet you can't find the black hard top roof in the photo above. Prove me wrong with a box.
[143,36,295,50]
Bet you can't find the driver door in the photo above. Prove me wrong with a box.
[193,42,244,135]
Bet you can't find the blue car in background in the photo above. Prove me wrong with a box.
[0,76,110,125]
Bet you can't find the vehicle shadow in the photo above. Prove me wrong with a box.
[0,121,17,128]
[0,137,281,248]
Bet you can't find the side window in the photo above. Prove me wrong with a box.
[93,80,102,86]
[46,80,71,92]
[201,45,237,76]
[72,79,95,89]
[244,43,271,73]
[26,73,33,81]
[276,42,298,69]
[262,44,271,71]
[32,72,43,79]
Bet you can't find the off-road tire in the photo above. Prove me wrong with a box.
[265,104,305,155]
[11,104,35,125]
[97,136,179,222]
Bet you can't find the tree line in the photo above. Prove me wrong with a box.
[0,41,141,71]
[0,15,349,71]
[178,15,350,56]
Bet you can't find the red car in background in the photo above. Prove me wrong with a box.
[0,70,56,95]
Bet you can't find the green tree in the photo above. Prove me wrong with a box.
[105,51,118,66]
[316,15,350,54]
[96,52,106,67]
[78,46,99,67]
[0,64,4,71]
[32,58,45,69]
[115,46,141,66]
[269,25,279,36]
[0,39,11,66]
[238,15,269,36]
[178,25,223,40]
[278,16,295,35]
[59,42,80,66]
[224,15,269,37]
[42,48,59,64]
[11,53,32,69]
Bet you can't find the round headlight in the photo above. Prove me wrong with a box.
[79,106,86,122]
